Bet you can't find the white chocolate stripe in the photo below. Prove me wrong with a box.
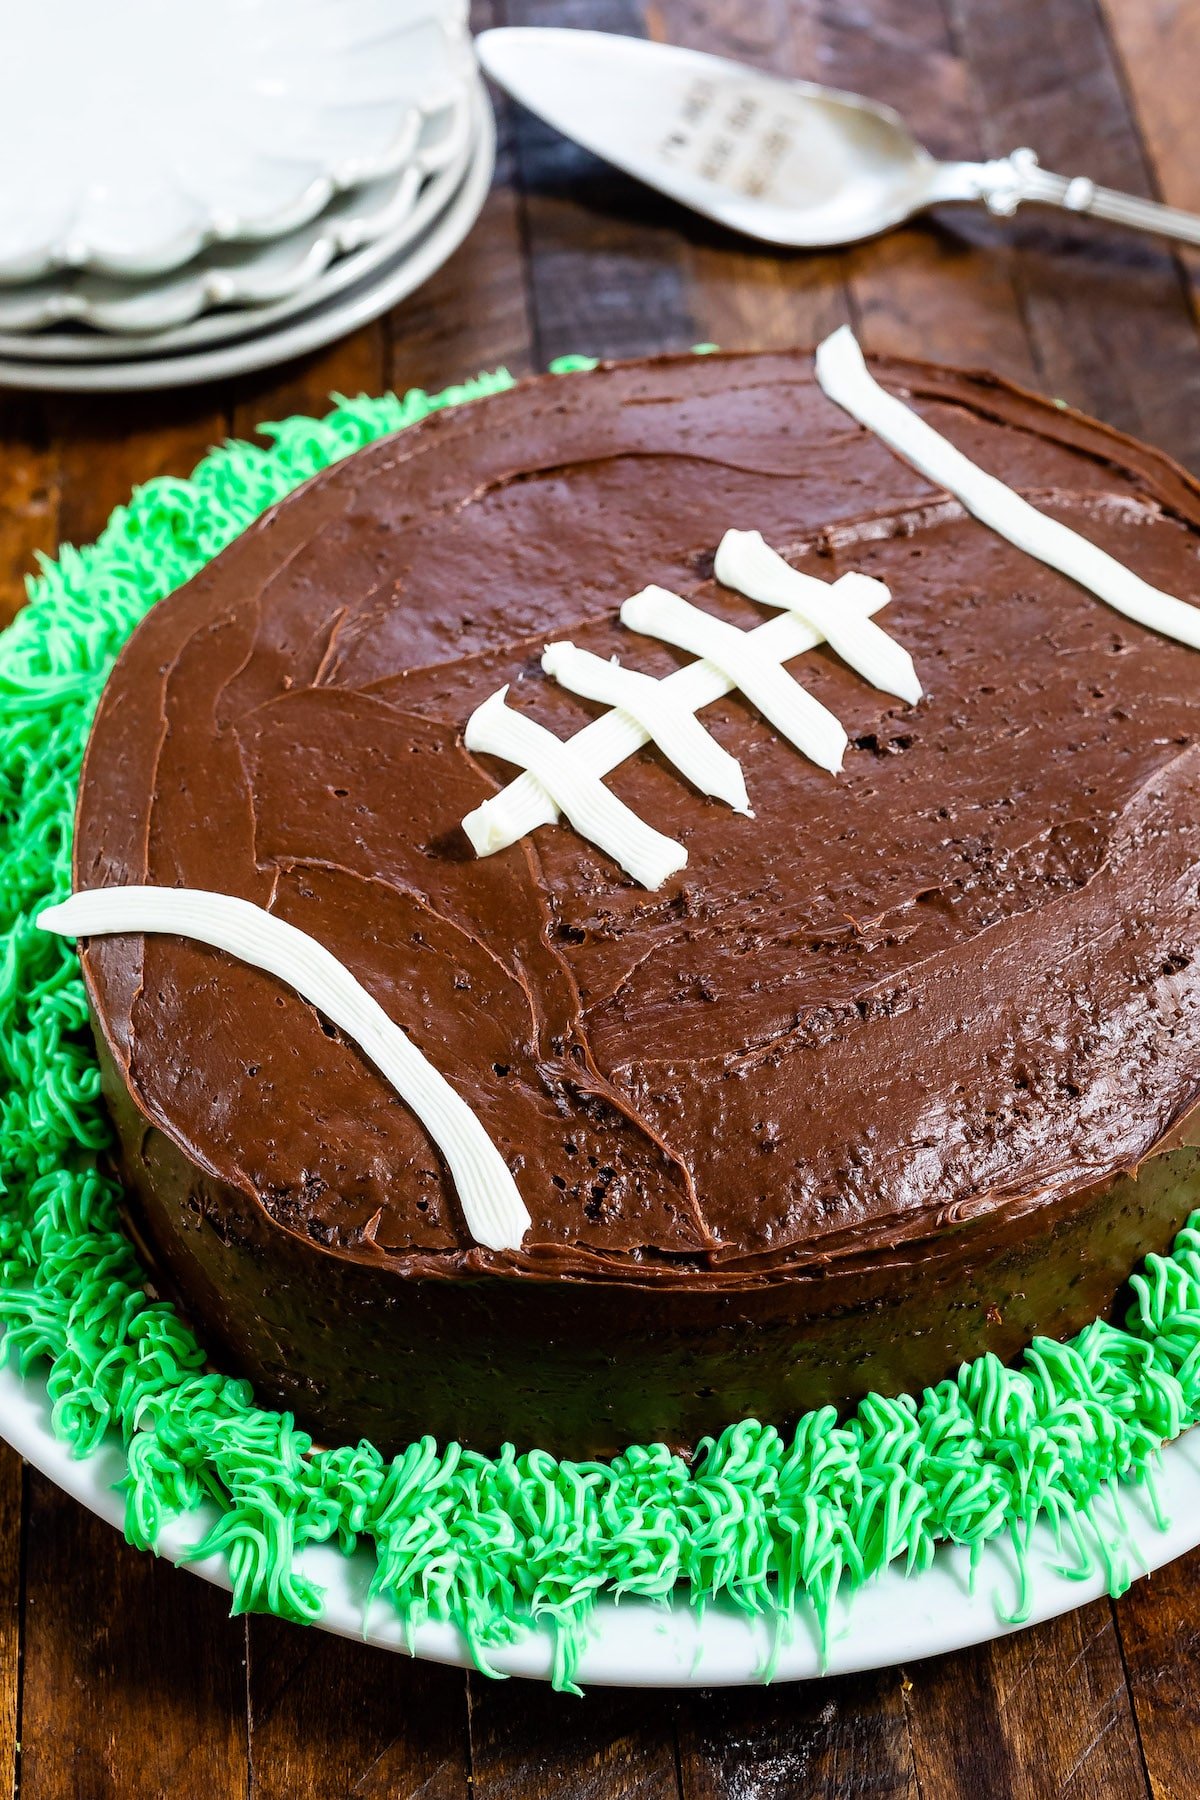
[715,529,922,705]
[815,323,1200,651]
[463,572,891,857]
[620,586,849,774]
[541,640,751,816]
[463,686,687,889]
[37,886,532,1253]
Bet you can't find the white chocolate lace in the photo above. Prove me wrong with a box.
[541,639,751,816]
[462,569,894,877]
[715,529,921,705]
[815,323,1200,650]
[38,886,532,1253]
[621,585,849,774]
[463,685,688,889]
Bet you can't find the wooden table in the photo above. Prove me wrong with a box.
[1,2,1198,1794]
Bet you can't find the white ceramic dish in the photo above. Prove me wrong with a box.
[0,87,495,394]
[0,99,476,360]
[0,1344,1194,1686]
[0,0,474,281]
[0,95,472,338]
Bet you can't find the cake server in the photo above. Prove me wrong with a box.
[476,27,1200,252]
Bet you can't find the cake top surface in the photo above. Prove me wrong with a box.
[75,349,1200,1283]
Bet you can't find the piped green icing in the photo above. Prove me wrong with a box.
[1,368,1199,1692]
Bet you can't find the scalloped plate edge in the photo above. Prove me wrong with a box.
[0,85,495,395]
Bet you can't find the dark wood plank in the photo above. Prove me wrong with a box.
[677,226,847,355]
[0,1448,23,1800]
[390,0,535,393]
[19,1472,248,1800]
[502,0,699,364]
[813,0,1040,381]
[229,324,388,438]
[947,0,1200,467]
[0,394,57,628]
[388,169,534,394]
[44,387,229,550]
[467,1671,682,1799]
[1114,1549,1200,1800]
[905,1604,1149,1799]
[677,1675,917,1799]
[247,1619,470,1800]
[656,0,851,351]
[1098,0,1200,311]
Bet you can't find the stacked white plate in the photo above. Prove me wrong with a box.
[0,0,495,391]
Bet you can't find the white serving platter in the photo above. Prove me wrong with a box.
[0,93,473,339]
[0,0,474,281]
[1,1343,1194,1686]
[0,86,495,394]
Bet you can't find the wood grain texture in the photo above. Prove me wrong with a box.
[0,396,57,628]
[656,0,851,352]
[1094,0,1200,309]
[19,1472,248,1800]
[503,0,698,363]
[9,387,239,1800]
[1,0,1198,1793]
[947,0,1200,467]
[677,1674,918,1800]
[1114,1547,1200,1800]
[905,1604,1148,1800]
[817,0,1041,382]
[393,0,535,394]
[248,1619,469,1800]
[45,389,227,550]
[0,1448,21,1800]
[468,1674,682,1799]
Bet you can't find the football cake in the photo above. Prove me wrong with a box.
[62,339,1200,1458]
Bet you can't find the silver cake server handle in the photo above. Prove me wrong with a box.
[477,27,1200,253]
[957,145,1200,247]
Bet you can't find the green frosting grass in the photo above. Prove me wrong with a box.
[1,367,1198,1691]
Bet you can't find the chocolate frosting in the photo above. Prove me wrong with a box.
[75,351,1200,1312]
